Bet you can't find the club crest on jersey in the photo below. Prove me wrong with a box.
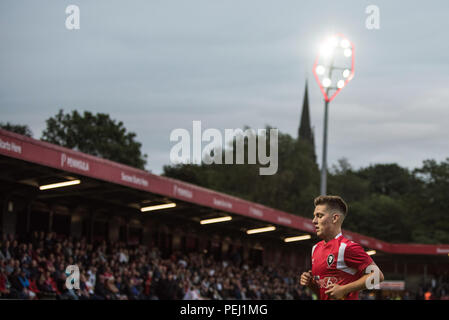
[327,254,335,268]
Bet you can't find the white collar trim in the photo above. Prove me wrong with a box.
[335,232,342,239]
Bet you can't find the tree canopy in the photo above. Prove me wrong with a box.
[41,109,147,169]
[4,115,448,244]
[0,122,33,137]
[164,127,449,245]
[164,127,320,216]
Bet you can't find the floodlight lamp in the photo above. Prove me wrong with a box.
[316,65,325,75]
[320,43,334,58]
[337,80,345,89]
[340,39,350,49]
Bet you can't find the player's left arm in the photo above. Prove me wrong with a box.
[325,242,384,299]
[325,263,384,299]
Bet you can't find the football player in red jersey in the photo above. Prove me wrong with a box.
[300,195,384,300]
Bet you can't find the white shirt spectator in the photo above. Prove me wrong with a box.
[183,288,202,300]
[178,259,187,268]
[119,251,129,264]
[87,269,96,287]
[85,279,94,294]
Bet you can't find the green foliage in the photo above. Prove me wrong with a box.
[407,158,449,244]
[164,127,320,217]
[329,159,448,244]
[357,163,414,197]
[0,122,33,137]
[328,158,370,203]
[345,195,412,243]
[163,126,449,245]
[41,109,147,169]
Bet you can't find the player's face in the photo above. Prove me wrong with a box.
[312,205,332,239]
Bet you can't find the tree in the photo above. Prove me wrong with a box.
[0,122,33,137]
[409,159,449,244]
[163,128,449,244]
[357,163,415,197]
[346,194,412,243]
[328,158,370,203]
[163,126,320,218]
[41,109,147,169]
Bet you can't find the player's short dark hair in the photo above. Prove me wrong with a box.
[314,195,348,216]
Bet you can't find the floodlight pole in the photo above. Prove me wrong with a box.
[320,98,329,196]
[320,59,334,196]
[314,34,354,196]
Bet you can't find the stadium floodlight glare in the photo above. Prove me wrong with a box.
[340,39,350,48]
[39,179,81,190]
[312,33,355,196]
[337,80,345,89]
[329,36,339,47]
[246,226,276,235]
[284,234,312,242]
[316,65,325,75]
[200,216,232,225]
[322,78,331,88]
[344,48,352,57]
[366,250,376,256]
[319,44,334,58]
[141,202,176,212]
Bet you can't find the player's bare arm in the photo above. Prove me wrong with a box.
[300,270,320,295]
[325,263,384,300]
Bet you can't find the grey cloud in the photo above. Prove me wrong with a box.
[1,0,448,174]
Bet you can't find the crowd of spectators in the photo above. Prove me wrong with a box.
[359,273,449,300]
[0,232,315,300]
[1,232,447,300]
[416,273,449,300]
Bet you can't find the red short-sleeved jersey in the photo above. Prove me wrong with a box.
[311,233,373,300]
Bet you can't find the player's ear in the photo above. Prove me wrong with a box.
[332,213,341,224]
[331,213,337,223]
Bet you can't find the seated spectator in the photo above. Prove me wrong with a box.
[28,273,40,298]
[18,270,30,290]
[105,277,119,299]
[128,277,144,300]
[1,241,12,261]
[43,271,59,295]
[0,248,5,261]
[10,240,19,259]
[93,274,109,300]
[183,284,203,300]
[0,268,11,298]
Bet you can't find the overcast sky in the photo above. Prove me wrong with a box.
[1,0,448,174]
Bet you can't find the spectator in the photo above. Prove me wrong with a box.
[1,241,12,261]
[94,274,109,300]
[424,289,433,300]
[28,273,40,298]
[0,268,11,298]
[183,284,202,300]
[14,232,442,300]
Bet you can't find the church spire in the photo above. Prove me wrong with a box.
[298,80,316,162]
[298,80,313,144]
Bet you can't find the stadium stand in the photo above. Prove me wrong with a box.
[1,232,448,300]
[0,231,317,300]
[1,129,449,300]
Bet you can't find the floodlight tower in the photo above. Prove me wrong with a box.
[313,34,355,195]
